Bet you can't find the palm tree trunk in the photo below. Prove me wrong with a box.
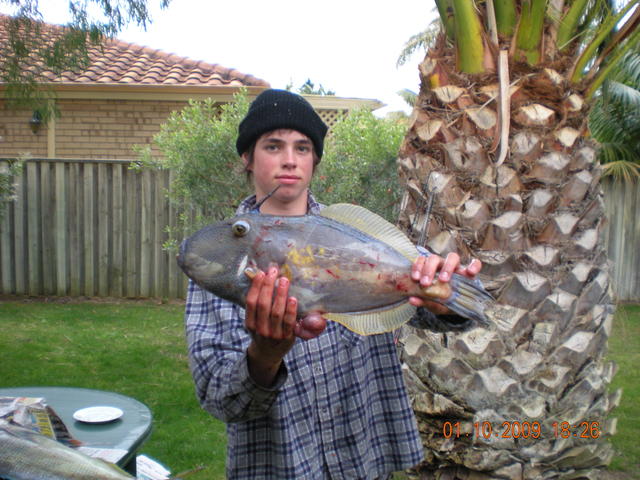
[397,35,620,478]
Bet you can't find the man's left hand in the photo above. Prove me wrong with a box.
[409,253,482,315]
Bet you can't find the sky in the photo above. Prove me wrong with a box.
[2,0,438,116]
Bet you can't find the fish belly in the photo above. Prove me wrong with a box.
[252,223,416,315]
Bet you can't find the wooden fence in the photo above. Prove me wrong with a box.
[1,159,639,301]
[601,176,640,303]
[0,158,187,299]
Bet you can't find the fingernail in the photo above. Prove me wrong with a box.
[439,272,449,281]
[421,275,430,285]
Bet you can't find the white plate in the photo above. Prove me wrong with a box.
[73,406,123,423]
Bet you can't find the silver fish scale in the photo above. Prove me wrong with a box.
[245,216,417,314]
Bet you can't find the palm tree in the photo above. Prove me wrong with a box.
[396,0,639,477]
[590,51,640,181]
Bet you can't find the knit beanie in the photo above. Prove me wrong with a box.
[236,89,328,159]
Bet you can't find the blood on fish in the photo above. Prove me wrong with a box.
[358,260,376,268]
[326,269,340,279]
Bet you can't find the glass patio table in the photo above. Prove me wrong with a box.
[0,386,153,475]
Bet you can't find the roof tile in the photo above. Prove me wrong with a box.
[0,14,270,88]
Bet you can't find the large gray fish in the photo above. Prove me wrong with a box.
[0,420,134,480]
[178,203,492,335]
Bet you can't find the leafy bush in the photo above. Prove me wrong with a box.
[135,90,251,248]
[314,109,406,222]
[0,158,23,223]
[139,91,406,248]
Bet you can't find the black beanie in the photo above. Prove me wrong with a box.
[236,89,328,159]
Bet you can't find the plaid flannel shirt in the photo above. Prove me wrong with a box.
[185,193,424,479]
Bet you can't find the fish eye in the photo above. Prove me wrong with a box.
[232,220,250,237]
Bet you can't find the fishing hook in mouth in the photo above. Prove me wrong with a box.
[252,185,281,212]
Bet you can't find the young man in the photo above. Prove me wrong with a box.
[185,89,482,479]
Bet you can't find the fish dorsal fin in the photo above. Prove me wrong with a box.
[320,203,418,261]
[326,302,417,335]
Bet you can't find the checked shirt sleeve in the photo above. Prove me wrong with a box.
[184,280,287,423]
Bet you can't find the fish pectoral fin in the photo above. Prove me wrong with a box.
[320,204,418,261]
[326,302,416,335]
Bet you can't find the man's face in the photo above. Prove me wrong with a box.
[243,129,315,209]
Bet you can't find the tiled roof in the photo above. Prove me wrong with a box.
[0,14,270,88]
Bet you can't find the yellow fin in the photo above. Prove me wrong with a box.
[320,203,418,261]
[326,302,417,335]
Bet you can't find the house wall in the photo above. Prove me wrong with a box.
[1,97,353,160]
[0,98,186,159]
[0,103,48,157]
[54,98,185,159]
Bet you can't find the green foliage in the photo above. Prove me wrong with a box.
[135,90,251,249]
[141,93,406,249]
[1,0,169,119]
[286,78,335,95]
[396,23,440,67]
[606,304,640,473]
[0,157,23,223]
[313,109,407,222]
[589,51,640,181]
[397,88,417,108]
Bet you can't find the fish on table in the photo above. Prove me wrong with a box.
[178,203,493,336]
[0,419,134,480]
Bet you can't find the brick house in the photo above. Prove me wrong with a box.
[0,14,381,160]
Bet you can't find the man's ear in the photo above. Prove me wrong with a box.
[241,152,251,171]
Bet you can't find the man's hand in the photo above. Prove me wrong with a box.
[244,266,327,386]
[409,253,482,315]
[245,266,297,386]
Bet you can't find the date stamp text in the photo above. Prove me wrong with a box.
[442,421,601,440]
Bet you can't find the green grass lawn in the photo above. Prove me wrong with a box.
[0,298,637,478]
[607,303,640,477]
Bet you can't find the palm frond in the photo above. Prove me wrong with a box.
[605,80,640,107]
[397,89,418,107]
[590,49,640,155]
[396,22,440,67]
[611,51,640,84]
[571,0,639,83]
[590,99,640,148]
[601,160,640,181]
[597,140,640,163]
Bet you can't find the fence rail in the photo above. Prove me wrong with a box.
[1,159,638,301]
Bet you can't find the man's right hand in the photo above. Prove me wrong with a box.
[245,266,297,386]
[244,266,327,386]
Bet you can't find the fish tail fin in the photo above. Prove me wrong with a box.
[441,273,493,325]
